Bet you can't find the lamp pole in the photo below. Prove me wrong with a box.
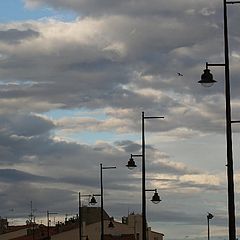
[47,211,49,240]
[223,3,237,239]
[199,2,240,240]
[47,211,58,240]
[79,192,82,240]
[142,112,163,240]
[79,193,93,240]
[207,213,214,240]
[126,112,163,240]
[100,164,116,240]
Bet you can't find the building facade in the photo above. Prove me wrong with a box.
[52,210,164,240]
[0,208,164,240]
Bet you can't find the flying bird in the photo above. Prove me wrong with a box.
[177,72,183,76]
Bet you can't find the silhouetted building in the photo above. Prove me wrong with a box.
[0,208,164,240]
[51,210,164,240]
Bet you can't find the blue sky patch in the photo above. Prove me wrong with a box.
[0,0,78,22]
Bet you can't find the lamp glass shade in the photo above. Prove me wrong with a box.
[126,156,137,170]
[207,213,214,220]
[151,192,161,204]
[199,68,216,87]
[89,196,97,205]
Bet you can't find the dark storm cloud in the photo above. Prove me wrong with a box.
[0,29,40,44]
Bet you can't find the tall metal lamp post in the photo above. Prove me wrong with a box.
[79,193,97,240]
[96,163,116,240]
[199,1,240,240]
[207,213,214,240]
[47,211,58,240]
[126,112,163,240]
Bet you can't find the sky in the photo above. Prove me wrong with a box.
[0,0,240,240]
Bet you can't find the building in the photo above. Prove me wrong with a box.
[51,208,164,240]
[0,219,55,240]
[0,208,164,240]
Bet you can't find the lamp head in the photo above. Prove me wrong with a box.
[151,191,161,204]
[207,212,214,220]
[126,156,137,170]
[89,196,97,205]
[199,68,216,87]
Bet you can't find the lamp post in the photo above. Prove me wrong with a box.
[126,111,164,240]
[47,211,58,240]
[146,189,161,204]
[199,2,240,240]
[79,193,97,240]
[207,213,214,240]
[100,163,116,240]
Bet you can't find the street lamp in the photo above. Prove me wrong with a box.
[89,194,99,205]
[79,193,97,240]
[47,211,58,240]
[126,111,164,240]
[207,213,214,240]
[126,154,137,170]
[147,189,161,204]
[199,1,240,240]
[100,163,116,240]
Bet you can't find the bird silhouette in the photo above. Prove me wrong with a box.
[177,72,183,76]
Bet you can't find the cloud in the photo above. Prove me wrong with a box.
[0,29,40,44]
[0,115,224,221]
[0,16,237,139]
[0,168,52,182]
[23,0,218,18]
[0,182,77,218]
[7,114,55,137]
[1,1,240,238]
[114,140,141,153]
